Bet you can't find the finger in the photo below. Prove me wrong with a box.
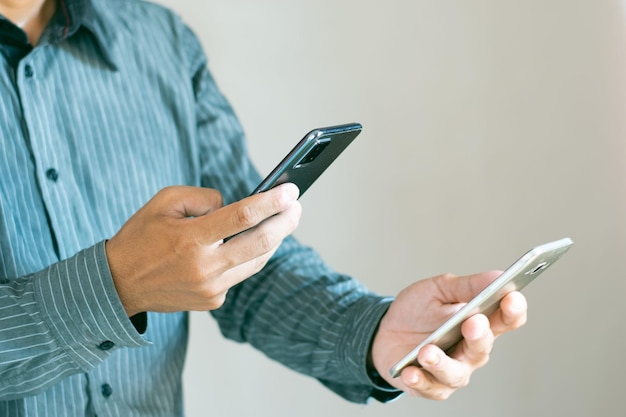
[399,360,457,400]
[452,314,494,367]
[206,200,301,291]
[209,211,300,293]
[489,291,528,336]
[215,244,281,292]
[222,200,301,261]
[200,183,299,242]
[409,314,493,394]
[415,344,473,391]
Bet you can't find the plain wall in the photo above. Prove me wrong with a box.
[154,1,626,416]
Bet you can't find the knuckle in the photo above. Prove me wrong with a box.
[430,390,452,401]
[253,252,272,274]
[158,185,177,196]
[182,263,209,289]
[416,384,453,401]
[408,389,422,398]
[233,204,258,228]
[412,387,450,401]
[198,279,225,300]
[449,374,470,389]
[477,342,493,356]
[254,231,274,254]
[172,233,202,258]
[205,290,228,310]
[200,256,231,283]
[215,254,236,273]
[477,354,491,368]
[201,191,224,215]
[190,287,227,311]
[432,272,457,287]
[209,189,224,207]
[154,186,177,204]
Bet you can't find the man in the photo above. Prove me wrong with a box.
[0,0,527,415]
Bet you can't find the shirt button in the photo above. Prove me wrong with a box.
[97,340,115,351]
[45,168,59,182]
[24,64,34,78]
[101,383,113,398]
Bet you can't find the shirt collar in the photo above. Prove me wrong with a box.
[50,0,118,69]
[0,0,118,69]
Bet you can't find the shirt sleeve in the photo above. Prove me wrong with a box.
[0,241,149,400]
[180,25,402,403]
[213,238,402,403]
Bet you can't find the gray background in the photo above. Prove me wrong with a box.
[154,1,625,416]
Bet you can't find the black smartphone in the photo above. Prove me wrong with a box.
[250,122,362,198]
[389,237,574,378]
[224,123,362,242]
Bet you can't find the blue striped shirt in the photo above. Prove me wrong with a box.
[0,0,398,415]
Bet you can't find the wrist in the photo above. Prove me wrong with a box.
[104,238,142,317]
[366,322,396,390]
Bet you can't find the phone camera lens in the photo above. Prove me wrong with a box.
[297,140,331,167]
[527,261,550,275]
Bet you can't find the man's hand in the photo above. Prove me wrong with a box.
[371,272,528,400]
[105,183,301,316]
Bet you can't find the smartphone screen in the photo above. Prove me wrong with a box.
[389,237,574,378]
[251,122,362,198]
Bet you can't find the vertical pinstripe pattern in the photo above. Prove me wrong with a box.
[0,0,397,415]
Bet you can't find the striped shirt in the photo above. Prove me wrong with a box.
[0,0,398,415]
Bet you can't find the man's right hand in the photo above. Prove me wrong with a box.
[105,183,301,316]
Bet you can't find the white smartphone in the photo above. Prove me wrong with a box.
[389,237,574,378]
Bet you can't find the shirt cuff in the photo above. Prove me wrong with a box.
[333,295,403,403]
[33,241,150,371]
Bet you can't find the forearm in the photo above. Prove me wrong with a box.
[0,242,148,400]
